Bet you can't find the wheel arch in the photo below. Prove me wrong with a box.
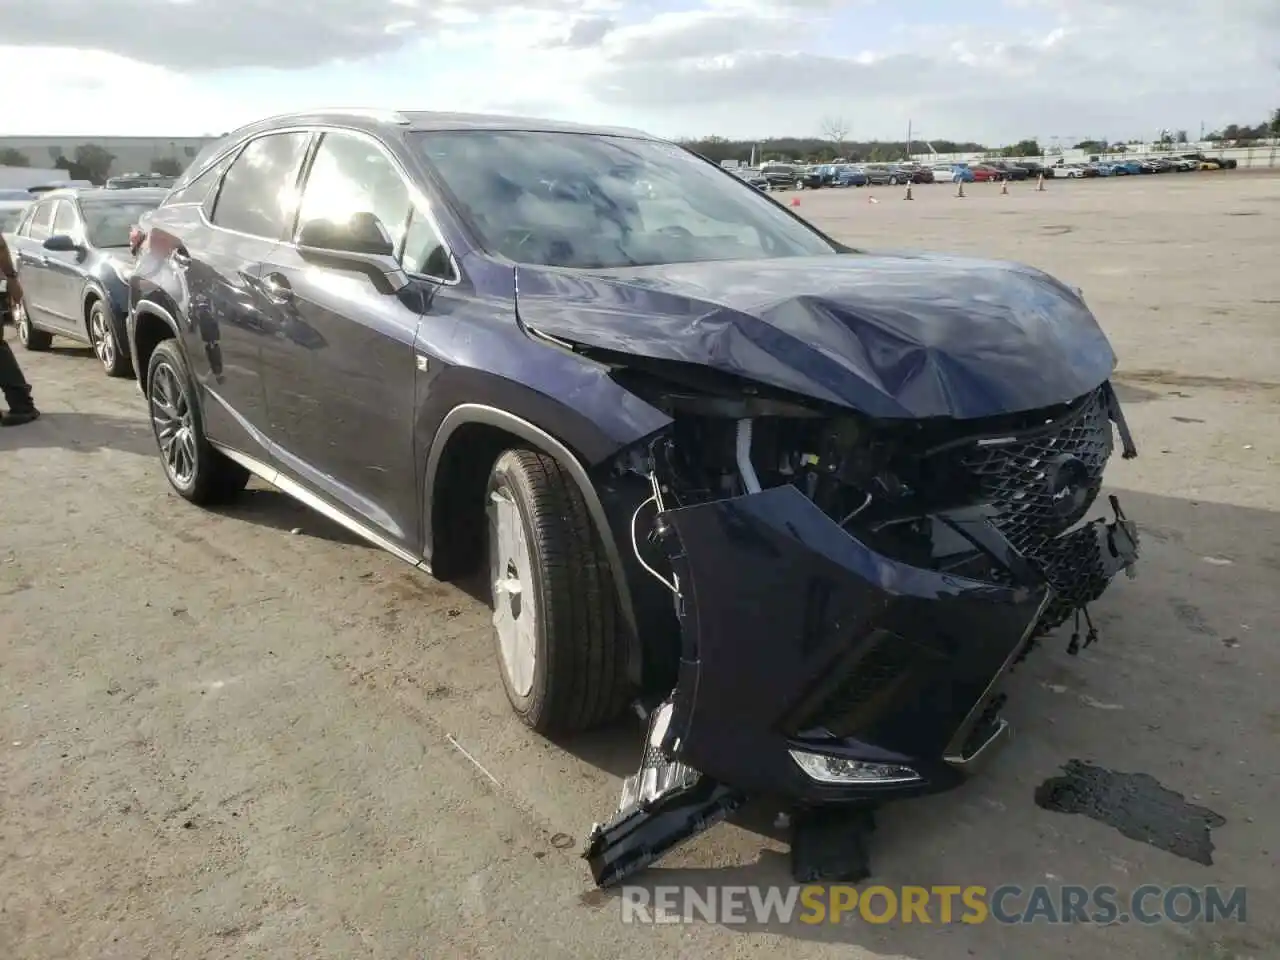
[423,403,644,683]
[82,277,130,333]
[132,300,183,388]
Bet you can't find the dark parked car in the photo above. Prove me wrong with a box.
[799,165,829,189]
[128,109,1141,889]
[755,163,800,189]
[8,186,166,377]
[106,173,178,189]
[988,161,1030,181]
[889,163,934,184]
[860,164,897,185]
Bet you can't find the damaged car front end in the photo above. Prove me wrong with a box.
[515,264,1146,886]
[409,125,1142,888]
[580,374,1139,886]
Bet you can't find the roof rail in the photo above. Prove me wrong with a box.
[254,107,411,126]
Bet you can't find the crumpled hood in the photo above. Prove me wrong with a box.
[513,252,1117,419]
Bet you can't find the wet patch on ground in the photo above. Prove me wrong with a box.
[1034,760,1226,865]
[1172,600,1215,637]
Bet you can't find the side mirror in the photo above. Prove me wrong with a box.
[297,213,395,259]
[296,213,408,294]
[44,234,83,253]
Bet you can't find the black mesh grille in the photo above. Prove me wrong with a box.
[804,632,929,738]
[924,386,1121,641]
[957,387,1113,557]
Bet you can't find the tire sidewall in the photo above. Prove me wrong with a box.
[485,453,552,720]
[16,303,30,346]
[146,342,202,496]
[89,301,117,374]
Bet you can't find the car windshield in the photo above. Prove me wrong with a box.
[80,198,162,248]
[412,130,838,269]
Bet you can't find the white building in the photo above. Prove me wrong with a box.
[0,135,217,180]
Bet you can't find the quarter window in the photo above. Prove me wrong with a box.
[25,201,55,241]
[209,131,310,239]
[165,150,235,208]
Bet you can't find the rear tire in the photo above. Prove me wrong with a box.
[485,448,628,736]
[88,300,132,378]
[15,303,52,351]
[146,339,249,505]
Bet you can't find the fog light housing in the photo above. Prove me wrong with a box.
[789,749,921,785]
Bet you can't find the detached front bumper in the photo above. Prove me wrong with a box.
[584,483,1138,886]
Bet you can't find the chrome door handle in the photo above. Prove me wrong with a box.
[261,273,293,303]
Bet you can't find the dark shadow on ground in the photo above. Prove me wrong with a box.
[0,410,153,456]
[562,487,1280,957]
[1110,380,1163,404]
[210,486,371,549]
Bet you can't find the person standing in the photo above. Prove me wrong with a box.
[0,232,40,426]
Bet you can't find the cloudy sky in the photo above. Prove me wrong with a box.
[0,0,1275,143]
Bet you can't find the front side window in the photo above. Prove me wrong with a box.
[209,131,310,239]
[411,130,838,270]
[52,200,78,236]
[296,130,454,279]
[80,198,164,248]
[296,131,411,249]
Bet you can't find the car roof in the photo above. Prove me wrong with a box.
[31,187,170,203]
[223,108,658,144]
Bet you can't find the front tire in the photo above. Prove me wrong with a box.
[88,300,132,378]
[15,302,53,351]
[485,448,628,736]
[145,340,248,505]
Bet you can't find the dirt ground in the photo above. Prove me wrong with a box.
[2,171,1277,960]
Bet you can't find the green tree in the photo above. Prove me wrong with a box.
[72,143,117,184]
[152,156,184,177]
[1000,139,1042,158]
[1271,108,1280,137]
[0,147,30,167]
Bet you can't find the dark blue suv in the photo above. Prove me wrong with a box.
[128,109,1141,888]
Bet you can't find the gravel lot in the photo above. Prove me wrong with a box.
[2,171,1277,960]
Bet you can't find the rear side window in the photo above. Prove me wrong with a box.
[164,150,235,208]
[209,131,310,240]
[25,201,55,241]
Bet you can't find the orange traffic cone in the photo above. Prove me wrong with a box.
[789,196,800,207]
[904,183,913,200]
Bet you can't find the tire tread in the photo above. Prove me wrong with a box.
[500,448,627,735]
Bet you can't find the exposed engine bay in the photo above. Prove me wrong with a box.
[581,363,1140,888]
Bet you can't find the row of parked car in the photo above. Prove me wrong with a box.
[739,151,1237,190]
[1,182,169,377]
